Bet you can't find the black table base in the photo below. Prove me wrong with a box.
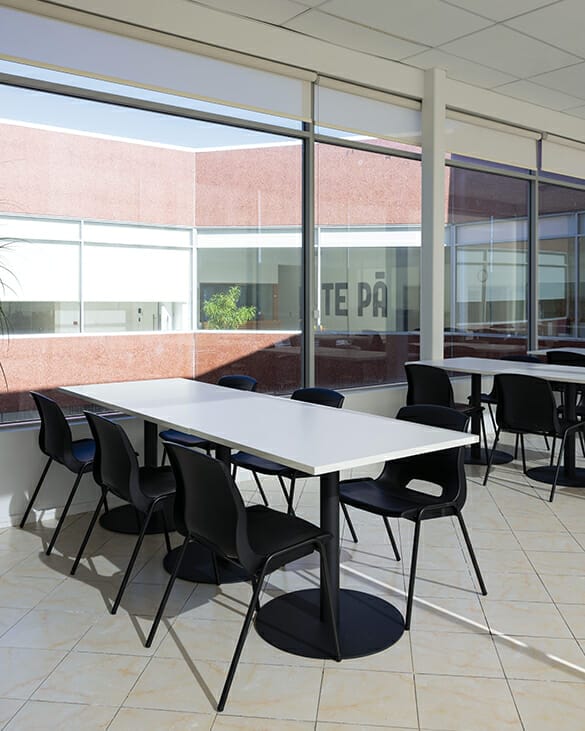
[99,503,175,535]
[465,447,513,467]
[526,465,585,488]
[163,544,249,584]
[255,588,404,660]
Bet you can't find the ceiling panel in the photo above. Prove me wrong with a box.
[505,0,585,58]
[404,49,518,88]
[442,0,563,22]
[188,0,306,25]
[531,63,585,98]
[440,25,581,77]
[318,0,491,46]
[494,80,585,110]
[284,10,427,59]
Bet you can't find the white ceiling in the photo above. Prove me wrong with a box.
[187,0,585,120]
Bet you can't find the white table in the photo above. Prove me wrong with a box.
[411,357,585,487]
[62,377,476,660]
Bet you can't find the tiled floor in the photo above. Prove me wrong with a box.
[1,434,585,730]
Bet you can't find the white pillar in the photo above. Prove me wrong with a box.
[420,68,446,359]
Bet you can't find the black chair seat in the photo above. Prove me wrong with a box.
[340,478,446,518]
[159,429,211,451]
[138,466,176,501]
[231,451,291,476]
[70,438,96,465]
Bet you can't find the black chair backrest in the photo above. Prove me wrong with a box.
[379,404,468,508]
[84,411,143,509]
[546,350,585,368]
[166,443,260,573]
[31,391,78,470]
[218,375,258,391]
[494,373,558,435]
[405,364,454,408]
[291,387,344,409]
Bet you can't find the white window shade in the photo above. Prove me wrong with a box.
[316,79,421,146]
[0,6,311,121]
[446,112,538,170]
[541,136,585,181]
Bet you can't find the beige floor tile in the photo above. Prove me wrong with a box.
[324,632,412,673]
[495,635,585,683]
[467,529,521,551]
[505,513,567,532]
[0,699,24,728]
[557,603,585,639]
[0,550,36,576]
[408,595,489,634]
[316,725,414,731]
[213,718,313,731]
[525,550,585,575]
[0,574,63,609]
[479,571,550,601]
[0,647,66,699]
[514,531,583,552]
[124,656,227,713]
[481,599,571,638]
[40,577,119,614]
[32,651,148,706]
[179,583,252,623]
[318,668,417,727]
[408,569,481,599]
[411,630,503,677]
[108,707,213,730]
[510,678,585,730]
[0,608,96,651]
[475,548,535,573]
[0,607,28,637]
[73,611,166,655]
[3,700,116,730]
[539,574,585,604]
[415,674,522,730]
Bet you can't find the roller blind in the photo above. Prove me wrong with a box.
[446,111,538,169]
[315,78,422,146]
[0,5,312,121]
[541,135,585,180]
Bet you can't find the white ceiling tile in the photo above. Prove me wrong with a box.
[494,80,585,110]
[319,0,491,46]
[563,105,585,120]
[404,49,518,88]
[188,0,306,24]
[531,63,585,98]
[440,25,581,77]
[290,0,329,6]
[505,0,585,58]
[442,0,563,22]
[284,10,427,60]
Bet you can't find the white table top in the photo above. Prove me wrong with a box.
[410,356,585,384]
[61,378,476,476]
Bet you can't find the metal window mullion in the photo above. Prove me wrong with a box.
[79,219,85,333]
[528,174,538,350]
[302,112,315,387]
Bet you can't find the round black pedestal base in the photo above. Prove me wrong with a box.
[526,465,585,488]
[163,544,249,584]
[255,588,404,660]
[465,447,513,466]
[99,503,175,535]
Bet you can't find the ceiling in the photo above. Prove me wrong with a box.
[187,0,585,120]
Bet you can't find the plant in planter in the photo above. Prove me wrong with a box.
[203,285,256,330]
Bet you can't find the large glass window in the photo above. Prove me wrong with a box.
[445,166,530,358]
[315,143,421,388]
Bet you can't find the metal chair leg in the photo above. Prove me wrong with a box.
[341,502,358,543]
[161,507,172,554]
[46,469,85,556]
[71,492,106,575]
[285,476,297,516]
[455,511,487,595]
[520,434,527,474]
[405,518,422,630]
[112,502,156,614]
[383,516,401,561]
[145,535,190,648]
[483,429,500,485]
[20,457,52,528]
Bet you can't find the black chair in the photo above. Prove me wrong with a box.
[159,375,258,464]
[231,387,344,514]
[483,373,585,501]
[21,392,97,556]
[145,444,340,711]
[339,404,487,629]
[71,412,176,614]
[405,363,489,458]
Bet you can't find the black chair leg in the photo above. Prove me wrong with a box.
[483,429,500,485]
[341,502,358,543]
[285,476,296,516]
[71,492,106,575]
[146,536,190,648]
[161,508,172,554]
[405,518,422,630]
[112,502,156,614]
[383,516,401,561]
[487,402,496,433]
[549,436,557,466]
[218,565,268,712]
[211,551,221,585]
[480,412,489,460]
[20,457,52,528]
[455,511,487,595]
[549,433,568,503]
[251,471,269,507]
[46,470,85,556]
[277,475,292,513]
[514,434,519,460]
[520,434,527,474]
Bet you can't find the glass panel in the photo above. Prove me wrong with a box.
[538,182,585,347]
[315,143,421,388]
[445,167,530,358]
